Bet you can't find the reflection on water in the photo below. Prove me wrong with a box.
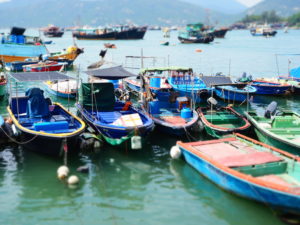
[0,29,299,224]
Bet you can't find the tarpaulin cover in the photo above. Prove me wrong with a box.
[85,66,137,80]
[79,83,115,111]
[25,88,50,118]
[10,72,71,82]
[201,76,232,87]
[290,67,300,79]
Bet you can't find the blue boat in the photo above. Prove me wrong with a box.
[177,133,300,215]
[76,82,154,147]
[7,72,86,156]
[142,98,199,136]
[214,84,257,102]
[250,80,291,95]
[44,80,77,99]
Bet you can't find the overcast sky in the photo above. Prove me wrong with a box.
[237,0,262,7]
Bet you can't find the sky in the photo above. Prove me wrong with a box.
[237,0,263,7]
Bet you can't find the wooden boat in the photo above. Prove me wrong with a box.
[76,82,154,147]
[178,23,214,44]
[104,43,116,48]
[198,98,251,138]
[7,73,86,156]
[250,80,291,95]
[214,84,257,102]
[244,106,300,155]
[23,61,67,72]
[177,133,300,215]
[0,76,7,98]
[43,25,64,38]
[0,27,83,63]
[142,98,199,136]
[44,80,77,99]
[73,26,147,40]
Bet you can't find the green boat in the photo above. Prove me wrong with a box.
[245,106,300,155]
[0,77,7,97]
[198,106,251,138]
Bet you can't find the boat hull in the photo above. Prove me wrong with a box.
[214,86,256,102]
[44,85,76,99]
[178,36,214,44]
[44,31,64,38]
[180,147,300,215]
[251,82,291,95]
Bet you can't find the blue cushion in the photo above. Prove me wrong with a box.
[97,112,121,124]
[34,121,68,131]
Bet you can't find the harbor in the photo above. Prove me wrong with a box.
[1,25,300,225]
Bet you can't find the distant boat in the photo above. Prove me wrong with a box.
[104,43,116,48]
[198,97,251,138]
[73,25,147,40]
[160,41,169,46]
[250,25,277,37]
[178,23,214,44]
[214,84,257,102]
[43,25,64,38]
[177,133,300,215]
[44,80,77,99]
[208,27,229,38]
[23,61,67,72]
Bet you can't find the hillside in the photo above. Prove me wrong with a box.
[247,0,300,17]
[0,0,237,28]
[182,0,247,14]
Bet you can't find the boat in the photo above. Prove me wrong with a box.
[160,41,169,46]
[0,75,7,98]
[124,67,177,101]
[104,43,116,48]
[250,80,291,95]
[178,23,214,44]
[23,61,67,72]
[42,40,53,45]
[198,97,251,138]
[142,95,199,136]
[214,83,257,102]
[177,133,300,215]
[43,25,64,38]
[76,66,154,148]
[7,72,86,156]
[244,102,300,155]
[250,25,277,37]
[209,27,229,38]
[44,80,77,99]
[0,27,83,64]
[167,69,213,103]
[73,25,147,40]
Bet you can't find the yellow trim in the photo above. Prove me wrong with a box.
[7,103,86,138]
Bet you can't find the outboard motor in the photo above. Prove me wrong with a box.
[264,101,278,119]
[207,97,221,110]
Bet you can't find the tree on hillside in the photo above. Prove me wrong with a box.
[241,11,283,24]
[288,12,300,26]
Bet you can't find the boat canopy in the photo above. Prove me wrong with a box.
[9,72,72,82]
[79,83,115,111]
[290,67,300,79]
[201,76,232,87]
[141,67,193,74]
[85,65,137,80]
[10,27,26,35]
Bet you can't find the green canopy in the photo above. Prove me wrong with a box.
[79,83,115,111]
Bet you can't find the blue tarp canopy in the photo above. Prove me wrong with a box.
[9,72,72,82]
[290,67,300,79]
[85,65,137,80]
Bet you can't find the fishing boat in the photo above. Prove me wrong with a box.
[214,84,257,102]
[43,25,64,38]
[104,43,116,48]
[198,97,251,138]
[160,41,169,46]
[0,27,83,64]
[76,67,154,148]
[142,96,199,136]
[178,23,214,44]
[177,133,300,215]
[0,75,7,98]
[209,27,229,38]
[7,72,86,156]
[167,69,213,103]
[73,25,147,40]
[244,102,300,155]
[250,80,291,95]
[23,61,67,72]
[250,25,277,37]
[44,80,77,99]
[124,67,178,101]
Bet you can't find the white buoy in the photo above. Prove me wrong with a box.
[170,145,181,159]
[131,135,142,150]
[67,175,79,185]
[57,165,69,180]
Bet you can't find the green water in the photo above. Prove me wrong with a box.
[1,29,300,224]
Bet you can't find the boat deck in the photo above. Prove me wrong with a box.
[204,111,245,128]
[152,108,191,125]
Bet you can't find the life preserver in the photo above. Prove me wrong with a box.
[122,101,132,111]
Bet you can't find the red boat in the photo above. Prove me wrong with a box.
[23,61,67,72]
